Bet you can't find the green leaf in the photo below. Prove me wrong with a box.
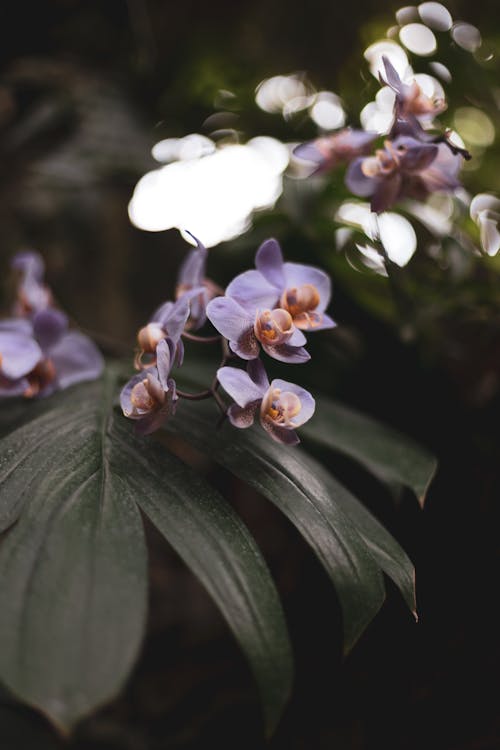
[0,377,148,732]
[166,402,388,653]
[295,451,417,617]
[114,420,293,736]
[0,374,293,735]
[301,396,437,506]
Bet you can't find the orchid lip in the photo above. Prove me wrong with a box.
[280,283,321,318]
[261,387,302,428]
[254,308,294,344]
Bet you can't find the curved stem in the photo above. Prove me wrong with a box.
[176,388,213,401]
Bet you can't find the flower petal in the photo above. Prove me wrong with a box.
[0,319,33,335]
[121,371,148,418]
[177,234,207,288]
[0,330,42,379]
[371,174,403,214]
[282,263,332,312]
[288,327,307,346]
[261,342,310,364]
[136,379,178,436]
[345,158,377,198]
[49,331,104,390]
[255,238,285,290]
[156,338,175,390]
[227,401,260,428]
[217,366,266,407]
[11,251,45,281]
[225,270,279,314]
[260,417,300,446]
[246,358,270,390]
[206,296,253,341]
[33,308,68,352]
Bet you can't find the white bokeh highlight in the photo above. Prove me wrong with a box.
[129,137,289,247]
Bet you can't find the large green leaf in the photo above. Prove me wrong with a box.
[0,374,293,735]
[300,396,437,506]
[0,377,148,732]
[113,419,293,736]
[166,402,391,653]
[293,450,417,617]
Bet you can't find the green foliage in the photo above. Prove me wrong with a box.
[0,367,434,733]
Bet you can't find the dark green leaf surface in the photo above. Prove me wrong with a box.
[295,451,417,617]
[301,396,437,506]
[0,377,148,732]
[0,374,293,734]
[167,402,389,653]
[124,434,293,735]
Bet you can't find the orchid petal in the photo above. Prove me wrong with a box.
[345,158,377,198]
[282,262,332,312]
[261,342,310,364]
[49,332,104,390]
[217,366,266,407]
[227,401,260,428]
[206,296,253,341]
[255,239,286,289]
[226,270,279,314]
[246,358,270,390]
[260,418,300,446]
[0,330,42,379]
[33,309,68,352]
[371,174,403,214]
[288,327,307,346]
[135,380,177,436]
[156,338,175,390]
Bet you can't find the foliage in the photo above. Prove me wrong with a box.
[0,366,433,731]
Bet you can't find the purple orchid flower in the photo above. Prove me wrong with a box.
[381,56,447,122]
[0,319,43,397]
[175,232,223,331]
[135,285,204,370]
[345,135,446,213]
[0,311,103,399]
[11,251,53,316]
[223,238,335,332]
[1,252,103,399]
[206,293,310,363]
[293,128,377,175]
[217,359,315,446]
[121,338,178,435]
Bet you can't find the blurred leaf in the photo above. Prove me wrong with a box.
[0,373,293,735]
[301,396,437,506]
[167,401,388,653]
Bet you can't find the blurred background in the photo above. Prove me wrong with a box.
[1,1,500,748]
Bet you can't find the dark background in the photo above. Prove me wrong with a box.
[1,1,500,748]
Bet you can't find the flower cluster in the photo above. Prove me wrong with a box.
[295,56,470,214]
[121,236,335,444]
[0,252,103,399]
